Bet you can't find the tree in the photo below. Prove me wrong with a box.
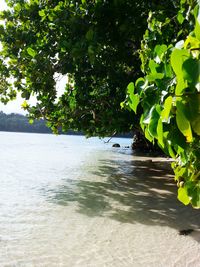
[2,0,199,207]
[125,0,200,207]
[0,0,178,136]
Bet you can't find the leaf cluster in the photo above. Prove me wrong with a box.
[125,0,200,207]
[0,0,180,137]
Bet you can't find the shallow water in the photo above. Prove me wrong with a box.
[0,132,200,267]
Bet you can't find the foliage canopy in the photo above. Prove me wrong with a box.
[0,0,178,136]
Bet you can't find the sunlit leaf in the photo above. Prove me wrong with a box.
[178,187,190,205]
[27,47,37,58]
[157,118,164,148]
[171,49,190,78]
[161,96,173,122]
[176,100,193,142]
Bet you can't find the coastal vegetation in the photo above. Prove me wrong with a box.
[0,111,51,133]
[124,0,200,207]
[0,0,199,207]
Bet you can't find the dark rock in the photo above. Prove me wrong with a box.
[179,229,194,236]
[112,143,120,148]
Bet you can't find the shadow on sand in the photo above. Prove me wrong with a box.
[45,157,200,241]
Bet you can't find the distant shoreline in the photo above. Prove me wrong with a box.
[0,129,132,138]
[0,112,132,138]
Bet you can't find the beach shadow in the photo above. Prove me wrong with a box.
[45,157,200,240]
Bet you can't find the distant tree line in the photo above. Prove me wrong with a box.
[0,111,132,137]
[0,111,52,133]
[0,111,84,135]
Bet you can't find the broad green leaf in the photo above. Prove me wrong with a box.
[127,83,140,113]
[189,94,200,135]
[182,58,199,85]
[147,73,164,81]
[162,131,176,158]
[169,127,187,151]
[149,60,158,74]
[14,3,21,12]
[178,187,190,205]
[154,44,168,62]
[175,78,187,95]
[127,82,135,95]
[177,11,184,24]
[129,94,140,113]
[135,78,145,94]
[143,106,155,124]
[194,7,200,39]
[157,118,164,147]
[186,181,200,208]
[164,62,173,78]
[170,49,190,78]
[194,21,200,39]
[184,36,200,50]
[148,106,160,138]
[27,47,37,58]
[39,10,45,17]
[161,96,173,122]
[168,144,176,158]
[144,127,153,142]
[176,100,193,142]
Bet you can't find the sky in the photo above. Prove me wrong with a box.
[0,0,66,114]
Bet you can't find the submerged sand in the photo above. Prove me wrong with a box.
[0,134,200,266]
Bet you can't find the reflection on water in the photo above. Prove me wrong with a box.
[0,132,200,266]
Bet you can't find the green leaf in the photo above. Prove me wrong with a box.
[149,60,158,74]
[14,3,21,12]
[129,94,140,113]
[176,100,193,142]
[189,94,200,136]
[154,44,168,62]
[177,11,184,24]
[21,100,29,109]
[39,10,45,17]
[86,29,94,41]
[170,49,190,79]
[27,47,37,58]
[148,105,161,138]
[147,73,164,81]
[161,96,173,122]
[182,58,199,85]
[157,118,164,147]
[178,187,190,205]
[186,181,200,208]
[127,82,135,94]
[194,5,200,39]
[175,78,187,95]
[135,78,146,94]
[144,127,153,142]
[127,83,140,113]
